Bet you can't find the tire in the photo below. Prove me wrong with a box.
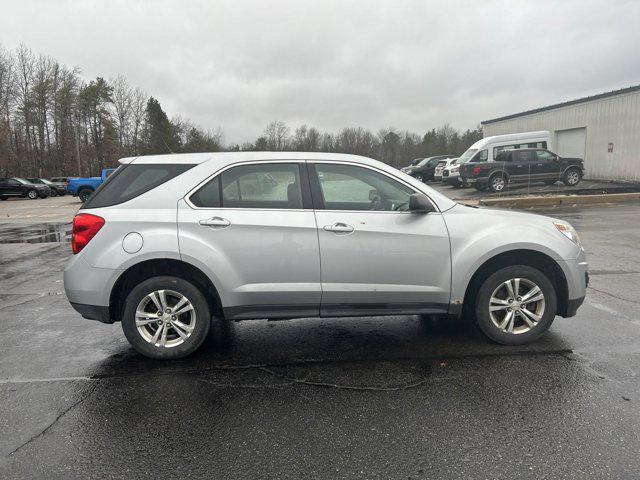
[0,195,7,201]
[78,188,93,203]
[58,189,66,196]
[488,173,507,193]
[27,189,38,200]
[474,265,557,345]
[50,189,58,197]
[121,276,212,360]
[563,167,582,186]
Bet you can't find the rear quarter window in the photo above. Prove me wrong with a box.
[82,164,195,209]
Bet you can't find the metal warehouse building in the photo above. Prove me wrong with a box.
[481,85,640,181]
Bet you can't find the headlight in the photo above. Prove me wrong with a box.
[554,221,581,245]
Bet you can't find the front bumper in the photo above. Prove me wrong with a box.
[443,175,462,186]
[557,249,589,317]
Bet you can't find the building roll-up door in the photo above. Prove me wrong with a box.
[556,127,587,160]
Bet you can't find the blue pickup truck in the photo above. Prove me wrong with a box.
[68,168,116,203]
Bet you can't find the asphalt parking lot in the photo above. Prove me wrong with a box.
[1,194,640,479]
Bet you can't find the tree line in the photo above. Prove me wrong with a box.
[0,44,223,177]
[0,43,482,177]
[234,121,482,169]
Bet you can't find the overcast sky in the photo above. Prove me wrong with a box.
[1,0,639,144]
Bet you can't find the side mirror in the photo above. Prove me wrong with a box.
[408,193,435,213]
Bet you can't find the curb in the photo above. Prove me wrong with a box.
[478,192,640,208]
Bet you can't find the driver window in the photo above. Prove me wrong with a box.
[313,163,414,211]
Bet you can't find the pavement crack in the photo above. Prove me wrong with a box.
[587,285,640,305]
[257,366,430,392]
[7,381,99,457]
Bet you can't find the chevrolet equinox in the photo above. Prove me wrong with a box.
[64,152,588,359]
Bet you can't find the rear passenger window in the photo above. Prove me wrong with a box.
[82,164,195,209]
[190,163,303,209]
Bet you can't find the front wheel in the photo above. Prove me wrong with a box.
[563,168,582,186]
[50,189,58,197]
[121,276,212,359]
[475,265,557,345]
[27,189,38,199]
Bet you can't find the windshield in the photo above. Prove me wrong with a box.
[14,177,29,184]
[457,149,478,163]
[417,158,431,166]
[28,178,45,184]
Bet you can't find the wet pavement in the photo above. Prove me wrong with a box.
[1,197,640,479]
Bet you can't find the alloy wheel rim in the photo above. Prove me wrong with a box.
[567,171,579,184]
[135,289,196,348]
[28,190,37,199]
[489,278,545,334]
[493,177,505,191]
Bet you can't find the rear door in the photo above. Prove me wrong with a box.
[309,161,451,316]
[178,161,322,320]
[508,150,532,183]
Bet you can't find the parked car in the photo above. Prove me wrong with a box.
[457,131,552,166]
[64,152,588,359]
[0,177,51,200]
[441,159,464,187]
[50,177,69,183]
[27,178,67,196]
[460,148,584,192]
[67,168,116,203]
[433,157,458,181]
[402,155,456,182]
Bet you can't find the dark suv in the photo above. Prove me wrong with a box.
[0,177,51,200]
[401,155,456,182]
[459,149,584,192]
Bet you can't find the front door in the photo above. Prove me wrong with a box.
[178,161,321,320]
[534,150,562,182]
[309,162,451,316]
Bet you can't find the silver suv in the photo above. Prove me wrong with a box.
[64,152,588,359]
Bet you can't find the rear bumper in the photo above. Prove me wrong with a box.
[564,295,585,318]
[70,302,113,323]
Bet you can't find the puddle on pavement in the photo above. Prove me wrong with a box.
[0,222,71,244]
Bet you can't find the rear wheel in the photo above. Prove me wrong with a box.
[563,168,582,186]
[27,189,38,199]
[0,195,7,201]
[121,276,211,359]
[50,189,58,197]
[488,174,507,193]
[78,188,93,203]
[474,265,556,345]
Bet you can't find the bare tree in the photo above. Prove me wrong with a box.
[130,87,147,155]
[263,120,289,150]
[110,74,133,148]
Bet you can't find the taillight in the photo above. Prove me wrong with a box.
[473,166,481,176]
[72,213,105,254]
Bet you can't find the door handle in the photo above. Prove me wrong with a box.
[323,222,354,233]
[199,216,231,228]
[537,163,543,166]
[516,165,523,168]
